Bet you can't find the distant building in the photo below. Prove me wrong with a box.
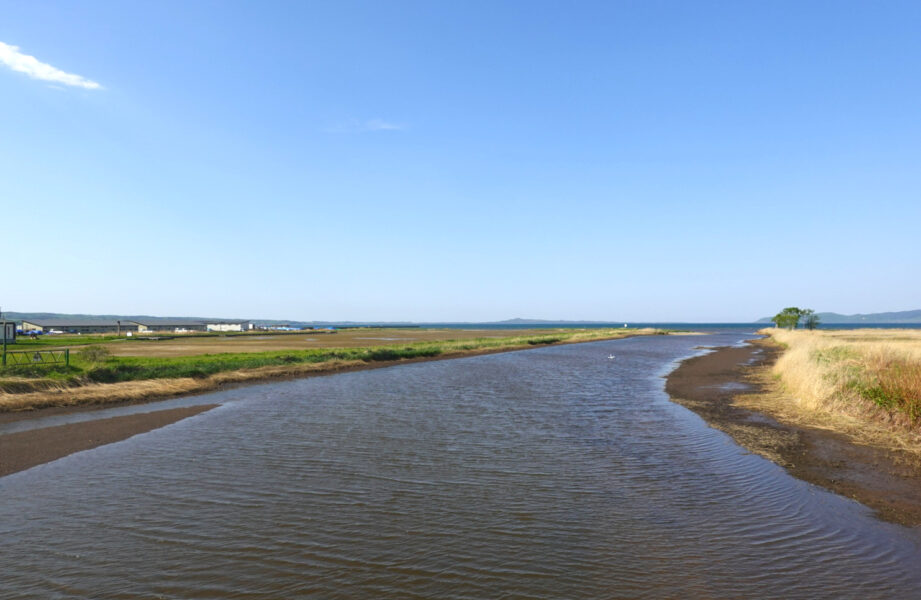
[128,319,208,333]
[205,320,252,332]
[19,318,254,335]
[20,319,138,334]
[128,319,253,333]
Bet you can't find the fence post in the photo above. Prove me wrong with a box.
[65,348,70,367]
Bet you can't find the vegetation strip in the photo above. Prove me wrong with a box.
[0,328,666,413]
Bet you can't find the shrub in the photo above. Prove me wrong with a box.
[527,337,561,345]
[78,346,110,363]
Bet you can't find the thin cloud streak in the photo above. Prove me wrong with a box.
[0,41,101,89]
[325,118,405,133]
[365,119,403,131]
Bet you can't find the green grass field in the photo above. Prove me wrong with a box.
[1,329,654,394]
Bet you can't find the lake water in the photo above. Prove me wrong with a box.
[2,333,920,598]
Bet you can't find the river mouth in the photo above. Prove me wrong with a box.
[2,333,920,597]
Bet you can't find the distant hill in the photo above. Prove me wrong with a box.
[756,309,921,324]
[24,310,921,327]
[495,318,614,325]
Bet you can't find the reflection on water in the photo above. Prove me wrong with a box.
[2,334,920,598]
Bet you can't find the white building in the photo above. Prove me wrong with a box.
[205,321,252,332]
[129,319,207,333]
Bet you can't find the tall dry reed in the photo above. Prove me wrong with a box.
[765,328,921,429]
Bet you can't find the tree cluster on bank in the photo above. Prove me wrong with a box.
[771,307,820,330]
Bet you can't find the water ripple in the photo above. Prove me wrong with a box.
[2,333,921,598]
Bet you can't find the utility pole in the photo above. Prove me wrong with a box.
[1,305,6,367]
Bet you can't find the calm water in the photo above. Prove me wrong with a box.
[2,334,921,598]
[337,322,921,331]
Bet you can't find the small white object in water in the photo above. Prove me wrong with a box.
[608,355,615,359]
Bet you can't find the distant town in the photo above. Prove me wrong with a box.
[0,313,344,341]
[19,318,253,335]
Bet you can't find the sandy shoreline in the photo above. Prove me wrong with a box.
[666,339,921,526]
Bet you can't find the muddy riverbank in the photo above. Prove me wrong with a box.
[666,339,921,526]
[0,405,217,477]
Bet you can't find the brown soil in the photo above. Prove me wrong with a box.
[0,405,217,477]
[666,339,921,526]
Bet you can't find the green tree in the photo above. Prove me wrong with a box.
[802,309,820,330]
[771,307,805,329]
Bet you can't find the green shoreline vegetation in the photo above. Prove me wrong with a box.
[0,328,668,412]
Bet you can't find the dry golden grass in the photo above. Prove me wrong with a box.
[756,328,921,458]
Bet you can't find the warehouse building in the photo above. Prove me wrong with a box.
[205,320,253,332]
[20,318,254,335]
[129,319,208,333]
[128,319,253,333]
[21,319,138,334]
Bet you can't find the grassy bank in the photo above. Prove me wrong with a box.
[0,328,661,412]
[759,328,921,439]
[3,328,315,350]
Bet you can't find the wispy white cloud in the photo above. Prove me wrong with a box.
[325,118,405,133]
[364,119,403,131]
[0,41,101,90]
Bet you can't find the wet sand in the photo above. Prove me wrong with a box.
[666,340,921,526]
[0,405,217,477]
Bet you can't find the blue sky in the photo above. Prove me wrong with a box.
[1,1,919,322]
